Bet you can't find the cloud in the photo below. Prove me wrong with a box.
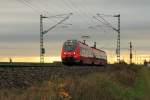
[0,0,149,58]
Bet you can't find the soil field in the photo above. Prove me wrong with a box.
[0,64,106,89]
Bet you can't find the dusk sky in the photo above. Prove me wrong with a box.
[0,0,150,63]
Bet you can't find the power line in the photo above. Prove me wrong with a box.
[93,14,121,63]
[33,0,58,14]
[93,16,115,30]
[65,0,105,41]
[67,0,115,52]
[22,0,44,13]
[63,0,92,27]
[79,1,116,33]
[97,14,115,17]
[79,0,98,25]
[69,0,98,28]
[80,0,112,33]
[97,14,117,30]
[31,0,72,28]
[16,0,41,14]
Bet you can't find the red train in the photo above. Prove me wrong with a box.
[61,40,107,65]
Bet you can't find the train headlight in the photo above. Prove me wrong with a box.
[64,52,66,55]
[73,52,76,55]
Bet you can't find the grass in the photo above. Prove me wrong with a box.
[0,65,150,100]
[140,68,150,100]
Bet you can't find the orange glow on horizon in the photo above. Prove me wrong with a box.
[0,56,61,63]
[0,54,149,64]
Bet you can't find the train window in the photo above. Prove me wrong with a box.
[63,40,77,51]
[80,47,87,57]
[80,47,83,56]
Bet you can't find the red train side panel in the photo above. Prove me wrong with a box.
[61,40,107,65]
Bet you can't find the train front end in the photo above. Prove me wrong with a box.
[61,40,80,65]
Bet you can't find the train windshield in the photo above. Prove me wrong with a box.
[63,40,77,51]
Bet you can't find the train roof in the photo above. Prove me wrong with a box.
[65,40,105,53]
[78,41,105,53]
[66,40,77,42]
[91,47,105,53]
[78,41,88,46]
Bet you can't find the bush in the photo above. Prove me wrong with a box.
[56,74,124,100]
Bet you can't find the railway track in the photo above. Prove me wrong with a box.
[0,62,60,67]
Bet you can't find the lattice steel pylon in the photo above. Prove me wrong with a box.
[40,15,47,63]
[129,42,133,64]
[114,14,120,63]
[40,13,73,63]
[93,14,121,63]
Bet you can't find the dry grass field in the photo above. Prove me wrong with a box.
[0,64,150,100]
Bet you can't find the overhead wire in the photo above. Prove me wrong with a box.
[16,0,118,58]
[64,0,103,43]
[61,0,115,51]
[79,0,107,28]
[67,0,94,27]
[77,0,114,51]
[97,14,114,17]
[57,0,89,38]
[78,0,113,35]
[16,0,41,14]
[33,0,74,27]
[79,0,106,39]
[22,0,45,14]
[79,0,97,25]
[92,15,116,52]
[21,0,96,34]
[33,0,59,15]
[25,0,72,29]
[62,0,92,29]
[77,0,100,37]
[45,0,75,27]
[48,0,72,14]
[96,14,118,50]
[97,14,117,31]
